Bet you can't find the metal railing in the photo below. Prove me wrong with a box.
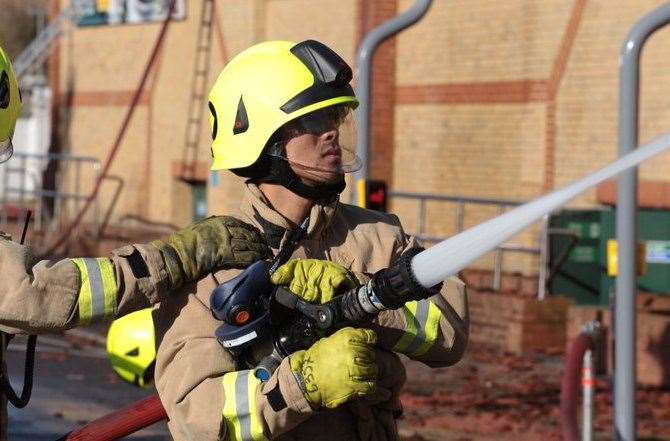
[14,6,75,79]
[0,152,101,234]
[389,191,548,294]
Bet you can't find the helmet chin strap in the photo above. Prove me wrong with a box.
[262,156,345,203]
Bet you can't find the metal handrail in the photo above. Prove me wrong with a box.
[388,190,546,293]
[0,152,102,233]
[9,151,100,164]
[389,191,524,207]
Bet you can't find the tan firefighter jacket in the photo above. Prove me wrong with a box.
[0,235,172,334]
[153,184,469,441]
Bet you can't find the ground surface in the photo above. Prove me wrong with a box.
[5,330,670,440]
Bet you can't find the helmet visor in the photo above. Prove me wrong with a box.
[0,137,12,164]
[265,105,361,182]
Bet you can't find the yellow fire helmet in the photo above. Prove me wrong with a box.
[106,308,156,388]
[208,40,360,201]
[0,45,21,163]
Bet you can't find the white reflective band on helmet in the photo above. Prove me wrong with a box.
[71,258,118,324]
[393,299,442,357]
[222,369,267,441]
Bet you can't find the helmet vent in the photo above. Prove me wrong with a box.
[125,347,140,357]
[233,96,249,135]
[0,71,9,109]
[208,101,218,140]
[280,40,355,114]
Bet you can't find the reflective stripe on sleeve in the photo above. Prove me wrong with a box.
[392,299,442,357]
[71,258,118,324]
[222,370,266,441]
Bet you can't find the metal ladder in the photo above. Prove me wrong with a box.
[14,6,75,79]
[180,0,214,182]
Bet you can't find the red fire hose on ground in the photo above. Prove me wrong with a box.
[58,394,166,441]
[560,321,601,441]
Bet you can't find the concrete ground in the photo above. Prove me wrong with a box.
[5,330,169,440]
[5,328,670,440]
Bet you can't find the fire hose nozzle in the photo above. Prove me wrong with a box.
[336,247,442,323]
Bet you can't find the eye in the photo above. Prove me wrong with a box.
[0,71,9,109]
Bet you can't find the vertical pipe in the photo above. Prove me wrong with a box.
[74,160,81,215]
[418,198,426,237]
[493,249,503,291]
[537,214,549,300]
[492,205,505,291]
[616,6,670,439]
[456,200,465,232]
[19,155,27,208]
[582,349,594,441]
[1,163,8,225]
[352,0,433,206]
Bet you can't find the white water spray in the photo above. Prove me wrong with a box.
[411,133,670,288]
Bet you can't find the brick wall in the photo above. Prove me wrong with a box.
[51,1,670,276]
[470,289,572,354]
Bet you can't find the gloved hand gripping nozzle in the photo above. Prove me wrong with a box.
[278,247,442,330]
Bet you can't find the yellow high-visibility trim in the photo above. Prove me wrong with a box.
[247,370,266,441]
[392,300,443,357]
[97,258,118,320]
[222,370,267,441]
[413,301,442,356]
[222,372,243,440]
[72,257,118,325]
[72,258,93,325]
[393,301,419,354]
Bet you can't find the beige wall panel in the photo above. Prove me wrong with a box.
[264,0,357,65]
[552,0,670,208]
[396,0,572,84]
[392,103,544,198]
[218,0,264,56]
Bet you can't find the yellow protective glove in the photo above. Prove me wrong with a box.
[270,259,358,304]
[289,327,378,410]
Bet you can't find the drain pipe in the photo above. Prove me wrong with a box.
[352,0,433,207]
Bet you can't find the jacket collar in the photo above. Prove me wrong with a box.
[240,183,339,250]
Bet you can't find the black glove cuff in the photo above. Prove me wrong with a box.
[371,247,442,310]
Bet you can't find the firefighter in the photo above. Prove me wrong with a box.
[152,40,469,441]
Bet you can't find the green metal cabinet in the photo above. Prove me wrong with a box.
[549,209,670,305]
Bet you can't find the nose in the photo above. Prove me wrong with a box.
[319,128,338,143]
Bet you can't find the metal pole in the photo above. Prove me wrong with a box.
[352,0,433,206]
[537,214,549,300]
[616,5,670,440]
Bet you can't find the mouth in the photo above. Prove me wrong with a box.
[322,147,342,158]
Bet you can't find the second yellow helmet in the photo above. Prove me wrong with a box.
[106,308,156,388]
